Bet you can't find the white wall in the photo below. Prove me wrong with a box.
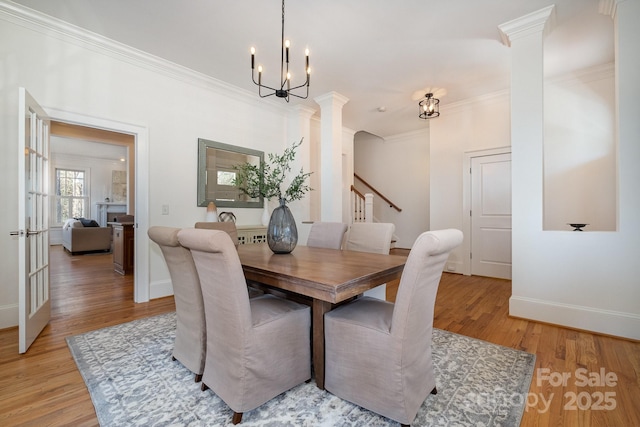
[354,129,429,249]
[430,55,639,340]
[509,3,638,340]
[544,64,616,231]
[429,92,512,270]
[0,6,296,328]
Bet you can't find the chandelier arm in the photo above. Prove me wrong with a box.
[287,84,309,100]
[288,79,310,92]
[252,72,279,92]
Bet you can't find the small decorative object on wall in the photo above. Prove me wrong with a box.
[205,201,218,222]
[234,138,312,253]
[568,223,588,231]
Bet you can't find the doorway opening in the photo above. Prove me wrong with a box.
[45,107,150,302]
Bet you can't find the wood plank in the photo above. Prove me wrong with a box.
[0,246,174,426]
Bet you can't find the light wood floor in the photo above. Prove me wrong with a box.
[1,246,638,426]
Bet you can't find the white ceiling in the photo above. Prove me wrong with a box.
[51,136,127,161]
[12,0,614,138]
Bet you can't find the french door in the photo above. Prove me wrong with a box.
[16,88,51,353]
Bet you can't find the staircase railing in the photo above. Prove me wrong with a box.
[354,173,402,212]
[350,185,368,222]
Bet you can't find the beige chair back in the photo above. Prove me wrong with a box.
[392,229,463,339]
[195,221,239,247]
[147,226,205,378]
[344,222,395,254]
[307,222,348,250]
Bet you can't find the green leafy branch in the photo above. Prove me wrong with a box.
[233,138,312,203]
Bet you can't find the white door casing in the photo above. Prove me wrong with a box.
[17,87,51,353]
[470,152,512,279]
[46,107,150,302]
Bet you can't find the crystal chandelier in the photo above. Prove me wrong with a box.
[250,0,310,102]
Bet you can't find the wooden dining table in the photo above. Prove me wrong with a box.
[236,243,407,389]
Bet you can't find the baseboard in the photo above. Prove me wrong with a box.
[445,260,463,274]
[149,279,174,300]
[0,303,18,329]
[510,296,640,341]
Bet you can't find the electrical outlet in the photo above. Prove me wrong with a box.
[161,205,169,215]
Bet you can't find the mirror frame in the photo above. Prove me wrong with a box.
[197,138,264,208]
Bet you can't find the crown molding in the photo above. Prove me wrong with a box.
[442,89,510,114]
[0,1,287,112]
[546,62,615,86]
[598,0,622,19]
[382,128,429,143]
[498,5,556,47]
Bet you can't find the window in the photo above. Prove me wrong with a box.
[217,169,236,186]
[54,168,88,225]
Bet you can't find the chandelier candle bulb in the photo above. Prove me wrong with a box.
[250,47,255,68]
[285,40,290,62]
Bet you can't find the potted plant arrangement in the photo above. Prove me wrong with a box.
[233,138,311,253]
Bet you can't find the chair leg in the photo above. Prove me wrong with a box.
[232,412,243,424]
[201,382,209,391]
[431,386,437,395]
[194,373,202,383]
[171,356,176,361]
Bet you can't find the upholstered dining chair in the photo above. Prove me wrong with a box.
[147,226,206,382]
[344,222,395,299]
[306,221,348,250]
[195,221,264,297]
[177,228,311,425]
[324,228,463,426]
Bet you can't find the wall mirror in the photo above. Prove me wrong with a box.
[197,138,264,208]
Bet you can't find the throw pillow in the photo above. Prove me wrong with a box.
[79,218,100,227]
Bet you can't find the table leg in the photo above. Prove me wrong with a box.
[312,299,332,390]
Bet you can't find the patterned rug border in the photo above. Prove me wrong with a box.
[67,312,536,426]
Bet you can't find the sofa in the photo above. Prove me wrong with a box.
[62,218,112,254]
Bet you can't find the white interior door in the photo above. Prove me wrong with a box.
[17,88,51,353]
[471,153,512,279]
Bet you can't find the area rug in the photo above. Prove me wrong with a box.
[67,312,535,426]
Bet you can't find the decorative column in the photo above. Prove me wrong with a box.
[498,5,555,301]
[288,105,316,221]
[314,91,349,222]
[601,0,640,230]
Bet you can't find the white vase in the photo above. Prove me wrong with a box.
[205,201,218,222]
[261,204,270,226]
